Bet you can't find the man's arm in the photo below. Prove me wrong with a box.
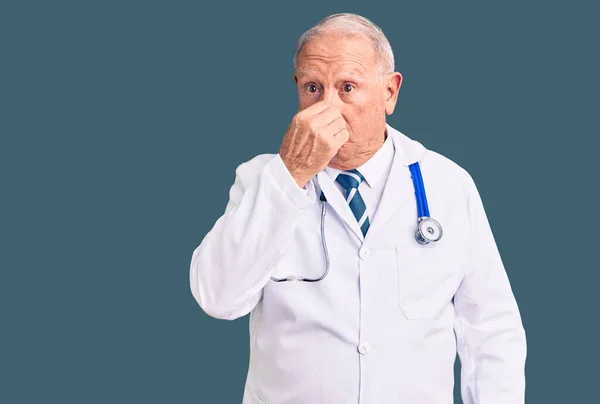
[189,154,315,320]
[454,173,527,404]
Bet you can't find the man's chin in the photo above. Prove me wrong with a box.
[328,152,347,169]
[330,145,348,161]
[329,153,342,165]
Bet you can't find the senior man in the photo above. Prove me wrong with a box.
[190,12,527,404]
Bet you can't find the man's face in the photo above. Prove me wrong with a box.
[294,32,401,166]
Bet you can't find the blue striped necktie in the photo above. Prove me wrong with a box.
[335,169,370,237]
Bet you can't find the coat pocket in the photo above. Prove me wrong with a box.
[396,243,463,320]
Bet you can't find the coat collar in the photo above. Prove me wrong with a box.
[314,122,426,243]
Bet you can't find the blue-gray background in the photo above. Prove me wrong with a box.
[2,1,598,403]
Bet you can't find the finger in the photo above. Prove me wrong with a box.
[301,100,329,117]
[332,128,350,146]
[314,106,344,127]
[323,115,347,136]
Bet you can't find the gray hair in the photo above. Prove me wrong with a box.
[292,13,395,79]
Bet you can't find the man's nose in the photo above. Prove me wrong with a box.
[320,87,343,108]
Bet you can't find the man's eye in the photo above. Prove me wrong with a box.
[305,84,318,93]
[343,84,355,93]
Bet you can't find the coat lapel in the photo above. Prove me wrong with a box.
[365,124,427,241]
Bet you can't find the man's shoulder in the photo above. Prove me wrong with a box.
[424,147,468,176]
[392,126,472,187]
[421,145,475,192]
[237,153,278,173]
[232,153,279,185]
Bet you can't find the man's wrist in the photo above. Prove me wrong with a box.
[293,176,310,190]
[288,170,310,190]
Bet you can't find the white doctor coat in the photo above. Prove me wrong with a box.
[190,123,527,404]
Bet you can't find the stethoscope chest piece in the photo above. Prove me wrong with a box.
[415,216,443,245]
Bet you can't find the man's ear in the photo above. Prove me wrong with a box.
[385,72,403,115]
[293,74,298,85]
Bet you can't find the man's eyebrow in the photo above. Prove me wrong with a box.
[342,69,365,77]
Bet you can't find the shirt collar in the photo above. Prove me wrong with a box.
[323,127,395,189]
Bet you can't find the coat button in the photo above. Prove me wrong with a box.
[359,248,371,260]
[357,342,371,354]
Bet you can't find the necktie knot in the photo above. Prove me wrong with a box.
[335,169,365,192]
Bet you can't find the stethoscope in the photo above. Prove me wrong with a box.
[270,161,443,283]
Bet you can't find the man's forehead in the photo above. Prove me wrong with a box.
[296,67,366,77]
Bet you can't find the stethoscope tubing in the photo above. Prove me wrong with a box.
[270,161,441,282]
[270,196,331,282]
[409,163,430,218]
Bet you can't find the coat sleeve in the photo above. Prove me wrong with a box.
[189,153,316,320]
[453,173,527,404]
